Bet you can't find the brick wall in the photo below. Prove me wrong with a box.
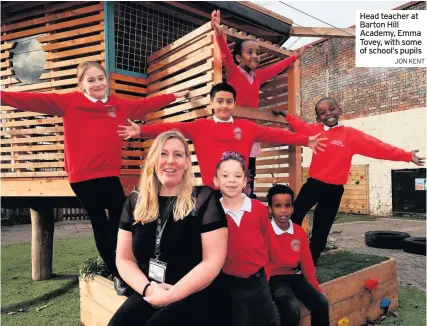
[298,1,426,217]
[299,1,426,122]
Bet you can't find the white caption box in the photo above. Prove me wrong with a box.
[356,10,427,67]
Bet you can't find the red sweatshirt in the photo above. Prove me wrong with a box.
[216,34,296,109]
[266,221,321,291]
[139,118,309,188]
[223,198,270,278]
[286,114,413,185]
[1,91,175,183]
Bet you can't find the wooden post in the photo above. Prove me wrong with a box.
[287,59,302,195]
[30,206,54,280]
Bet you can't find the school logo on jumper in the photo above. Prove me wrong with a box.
[291,239,301,252]
[233,127,242,140]
[330,140,345,147]
[106,106,117,118]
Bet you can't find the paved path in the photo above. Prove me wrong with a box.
[2,218,426,292]
[1,220,93,245]
[330,218,426,292]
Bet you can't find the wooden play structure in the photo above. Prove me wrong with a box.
[1,1,314,281]
[79,258,398,326]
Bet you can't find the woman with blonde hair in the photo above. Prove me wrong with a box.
[0,61,190,294]
[108,130,229,326]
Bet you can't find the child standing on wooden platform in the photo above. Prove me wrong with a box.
[0,61,189,295]
[266,184,329,326]
[211,10,310,198]
[118,83,326,192]
[272,97,425,265]
[214,151,279,326]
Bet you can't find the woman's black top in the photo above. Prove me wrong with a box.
[120,186,227,285]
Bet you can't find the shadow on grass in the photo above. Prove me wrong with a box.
[1,275,79,314]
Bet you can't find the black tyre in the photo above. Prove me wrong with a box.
[365,230,410,249]
[403,237,426,255]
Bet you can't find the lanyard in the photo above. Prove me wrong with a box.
[154,198,175,260]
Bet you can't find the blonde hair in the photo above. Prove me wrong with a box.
[134,130,196,224]
[76,61,107,92]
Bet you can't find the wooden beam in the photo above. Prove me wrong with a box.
[289,27,355,38]
[287,60,302,195]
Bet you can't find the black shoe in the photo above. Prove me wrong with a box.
[114,276,131,296]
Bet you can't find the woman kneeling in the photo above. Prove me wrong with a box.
[108,130,228,326]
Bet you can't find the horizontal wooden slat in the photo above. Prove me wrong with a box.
[148,49,213,84]
[46,44,104,61]
[1,42,15,51]
[2,12,104,41]
[0,68,13,77]
[39,68,77,80]
[148,35,213,74]
[148,60,213,93]
[148,23,213,63]
[1,171,67,178]
[144,98,210,121]
[110,81,147,95]
[1,117,63,128]
[2,161,64,168]
[0,144,64,152]
[1,135,64,144]
[162,108,211,123]
[1,152,64,161]
[5,78,77,92]
[1,3,103,33]
[1,1,89,24]
[258,149,289,158]
[42,33,104,52]
[151,72,213,96]
[255,177,289,183]
[256,158,289,166]
[110,73,148,86]
[0,111,49,119]
[37,22,104,43]
[45,54,104,69]
[256,167,289,175]
[1,52,11,60]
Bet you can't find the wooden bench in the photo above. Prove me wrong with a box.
[80,259,397,326]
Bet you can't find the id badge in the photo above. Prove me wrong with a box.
[148,258,167,283]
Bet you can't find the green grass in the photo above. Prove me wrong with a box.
[1,236,97,326]
[1,238,425,326]
[316,251,389,284]
[376,287,426,326]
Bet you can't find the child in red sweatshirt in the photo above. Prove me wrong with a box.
[118,83,325,192]
[272,97,425,264]
[214,151,278,326]
[0,61,189,295]
[266,184,329,326]
[211,10,309,197]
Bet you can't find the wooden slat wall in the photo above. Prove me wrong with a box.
[302,165,370,214]
[1,16,301,200]
[1,2,104,179]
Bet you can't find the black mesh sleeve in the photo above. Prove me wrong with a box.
[119,191,138,231]
[195,186,227,233]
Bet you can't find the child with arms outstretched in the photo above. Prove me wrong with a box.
[272,98,425,264]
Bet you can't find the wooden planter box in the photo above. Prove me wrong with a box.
[80,259,398,326]
[300,258,398,326]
